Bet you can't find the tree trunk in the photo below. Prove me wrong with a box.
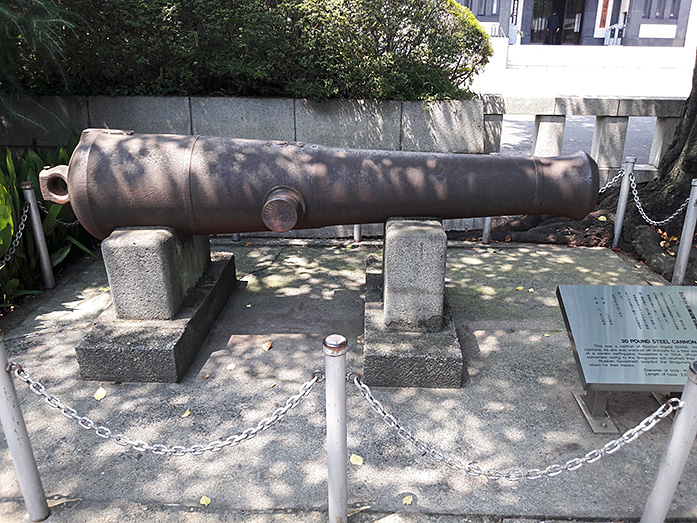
[619,50,697,280]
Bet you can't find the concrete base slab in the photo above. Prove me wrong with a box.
[363,255,462,388]
[75,253,236,382]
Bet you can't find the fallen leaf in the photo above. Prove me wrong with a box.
[246,304,252,308]
[97,286,110,292]
[543,333,551,337]
[270,383,277,388]
[226,363,237,370]
[515,286,525,291]
[262,340,273,352]
[598,215,607,221]
[528,288,535,293]
[199,495,211,506]
[93,386,107,401]
[660,240,667,247]
[245,242,252,246]
[504,235,512,242]
[181,409,191,418]
[349,453,364,466]
[402,495,414,506]
[204,374,210,379]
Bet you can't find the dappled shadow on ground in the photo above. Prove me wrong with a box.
[1,243,694,520]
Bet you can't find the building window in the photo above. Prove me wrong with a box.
[461,0,472,9]
[477,0,486,15]
[642,0,652,17]
[654,0,665,17]
[668,0,680,17]
[492,0,499,15]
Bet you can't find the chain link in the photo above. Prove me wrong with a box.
[599,168,690,228]
[0,202,30,271]
[7,362,325,456]
[629,174,690,227]
[36,200,81,228]
[598,169,625,194]
[349,373,683,481]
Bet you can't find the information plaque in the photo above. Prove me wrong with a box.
[557,285,697,391]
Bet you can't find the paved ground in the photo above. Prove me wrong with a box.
[2,239,695,522]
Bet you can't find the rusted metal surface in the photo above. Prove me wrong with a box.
[40,129,599,239]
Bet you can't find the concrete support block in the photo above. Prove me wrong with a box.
[591,116,629,184]
[76,252,236,383]
[0,95,88,147]
[89,96,191,135]
[401,100,484,153]
[531,115,566,157]
[484,114,503,154]
[363,256,462,388]
[383,218,446,332]
[191,97,294,141]
[101,228,210,320]
[296,99,401,150]
[649,117,681,167]
[618,98,685,117]
[555,97,620,116]
[500,97,556,115]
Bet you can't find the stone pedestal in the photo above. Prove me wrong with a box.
[383,218,446,332]
[76,228,236,382]
[102,228,210,320]
[364,219,462,388]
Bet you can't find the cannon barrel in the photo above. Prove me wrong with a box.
[40,129,599,240]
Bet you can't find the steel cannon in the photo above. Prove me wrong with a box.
[40,129,599,239]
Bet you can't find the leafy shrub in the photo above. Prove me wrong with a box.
[0,136,95,310]
[13,0,491,100]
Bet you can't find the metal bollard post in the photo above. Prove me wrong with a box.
[20,182,55,289]
[353,224,361,243]
[323,334,348,523]
[671,179,697,286]
[612,157,635,249]
[641,361,697,523]
[0,332,50,522]
[482,217,492,244]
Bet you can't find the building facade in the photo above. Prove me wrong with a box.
[459,0,693,46]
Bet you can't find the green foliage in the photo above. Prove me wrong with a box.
[0,0,73,92]
[0,134,94,309]
[11,0,491,100]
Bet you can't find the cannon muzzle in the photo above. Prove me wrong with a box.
[40,129,599,239]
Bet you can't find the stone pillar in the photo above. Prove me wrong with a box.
[649,117,681,167]
[591,116,629,185]
[101,228,210,320]
[383,218,446,332]
[484,114,503,154]
[363,218,462,388]
[531,115,566,157]
[76,227,237,383]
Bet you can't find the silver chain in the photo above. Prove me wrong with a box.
[630,173,690,227]
[0,202,30,270]
[598,169,625,194]
[599,168,690,228]
[349,372,683,481]
[7,362,325,456]
[37,200,81,228]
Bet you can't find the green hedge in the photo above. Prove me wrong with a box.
[0,137,95,310]
[14,0,492,100]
